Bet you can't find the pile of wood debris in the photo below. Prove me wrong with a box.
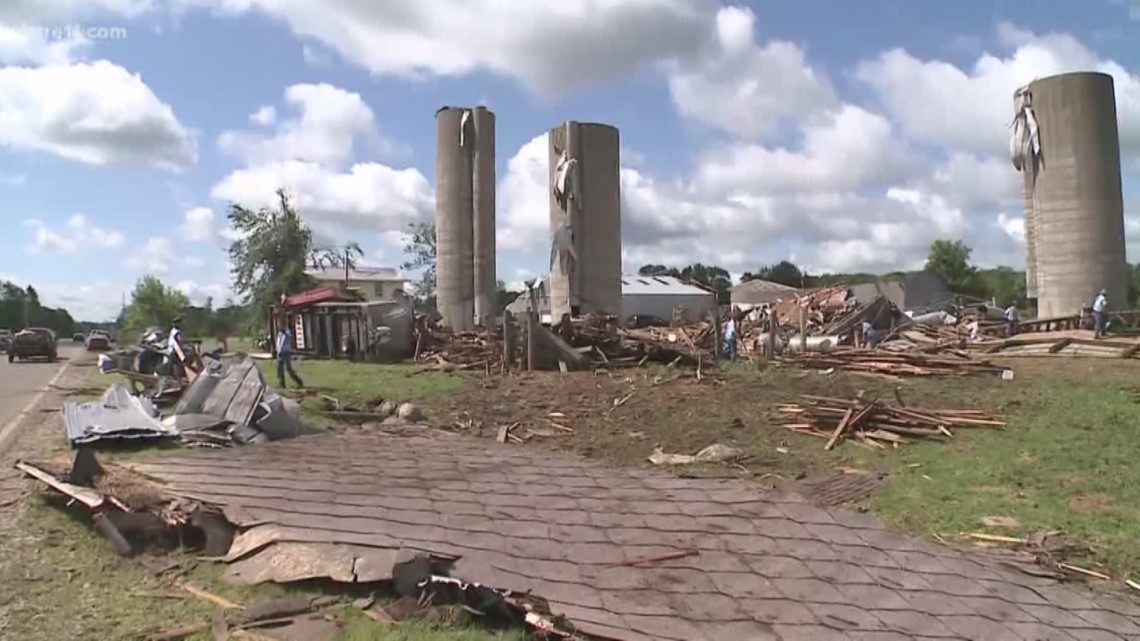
[786,348,1006,377]
[779,394,1005,450]
[413,314,718,372]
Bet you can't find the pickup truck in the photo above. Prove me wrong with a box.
[8,328,58,363]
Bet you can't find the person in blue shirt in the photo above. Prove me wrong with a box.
[1092,288,1108,339]
[276,326,304,388]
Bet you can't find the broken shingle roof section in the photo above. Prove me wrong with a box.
[123,429,1138,641]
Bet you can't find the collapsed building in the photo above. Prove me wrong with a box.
[1011,71,1130,318]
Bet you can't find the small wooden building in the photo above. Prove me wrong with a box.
[269,287,415,361]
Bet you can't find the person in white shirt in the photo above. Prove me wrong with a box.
[1092,289,1108,339]
[1003,304,1019,337]
[722,311,738,360]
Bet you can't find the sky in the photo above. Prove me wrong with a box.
[3,0,1140,321]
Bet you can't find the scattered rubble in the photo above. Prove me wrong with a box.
[68,355,308,448]
[779,394,1005,450]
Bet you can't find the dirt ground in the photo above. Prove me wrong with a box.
[416,356,1140,507]
[419,363,922,498]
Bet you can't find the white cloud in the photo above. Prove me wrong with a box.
[180,0,716,95]
[0,24,89,64]
[124,236,175,273]
[249,105,275,126]
[23,219,77,254]
[694,105,914,195]
[1,172,27,186]
[667,6,835,138]
[212,83,432,237]
[0,60,196,169]
[218,84,380,166]
[856,22,1140,157]
[181,206,238,243]
[23,214,125,254]
[212,160,433,234]
[0,0,154,22]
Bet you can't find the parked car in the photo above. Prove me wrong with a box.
[85,330,112,351]
[0,329,11,353]
[8,328,58,363]
[72,332,85,343]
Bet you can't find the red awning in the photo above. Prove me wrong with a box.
[281,286,354,308]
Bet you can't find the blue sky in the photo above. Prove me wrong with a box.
[2,0,1139,320]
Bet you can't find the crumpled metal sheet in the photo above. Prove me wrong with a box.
[62,384,176,445]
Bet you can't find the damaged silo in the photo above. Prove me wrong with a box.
[1011,72,1129,318]
[548,122,622,319]
[472,107,497,326]
[434,106,497,330]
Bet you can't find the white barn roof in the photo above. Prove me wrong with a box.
[621,275,713,296]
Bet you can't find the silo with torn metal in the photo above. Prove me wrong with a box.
[434,107,475,330]
[472,106,497,327]
[548,121,622,319]
[1012,72,1129,318]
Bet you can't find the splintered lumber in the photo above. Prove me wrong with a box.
[786,348,1004,377]
[780,395,1003,450]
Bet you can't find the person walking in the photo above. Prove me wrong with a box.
[1003,303,1020,338]
[1092,288,1108,339]
[276,326,304,388]
[722,310,738,361]
[860,319,878,348]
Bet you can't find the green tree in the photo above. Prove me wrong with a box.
[122,276,190,338]
[743,261,808,288]
[496,279,521,313]
[400,222,437,311]
[638,264,680,277]
[679,263,733,304]
[227,189,359,327]
[925,240,985,297]
[978,266,1027,308]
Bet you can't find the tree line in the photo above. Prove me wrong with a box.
[112,191,1140,342]
[0,281,76,335]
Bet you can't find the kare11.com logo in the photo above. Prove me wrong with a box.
[36,23,129,41]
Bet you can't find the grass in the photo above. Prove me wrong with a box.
[1,499,522,641]
[847,363,1140,579]
[256,358,460,427]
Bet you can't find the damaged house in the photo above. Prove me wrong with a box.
[270,286,415,361]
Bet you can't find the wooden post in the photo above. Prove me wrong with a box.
[712,310,721,365]
[526,313,536,371]
[502,311,513,371]
[526,283,538,371]
[798,303,807,352]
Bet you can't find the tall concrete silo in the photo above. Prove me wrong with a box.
[1019,72,1129,318]
[472,106,497,326]
[435,107,475,330]
[548,121,622,319]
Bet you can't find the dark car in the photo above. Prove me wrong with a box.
[72,332,85,343]
[85,330,112,351]
[8,328,58,363]
[0,329,10,353]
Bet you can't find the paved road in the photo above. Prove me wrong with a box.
[0,343,83,433]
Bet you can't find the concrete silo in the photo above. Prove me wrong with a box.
[1014,72,1129,318]
[472,106,497,326]
[548,121,622,319]
[435,107,475,330]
